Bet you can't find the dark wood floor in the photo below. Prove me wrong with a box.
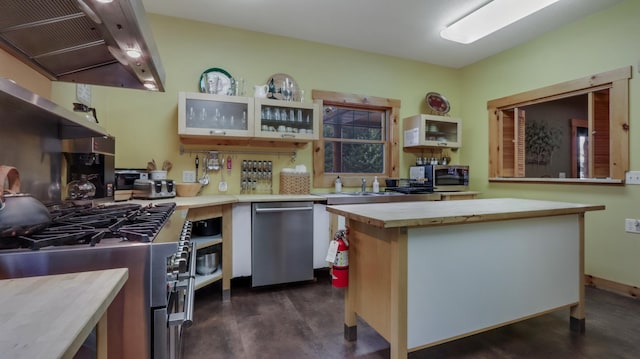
[183,271,640,358]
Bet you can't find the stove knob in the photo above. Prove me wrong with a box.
[174,257,187,273]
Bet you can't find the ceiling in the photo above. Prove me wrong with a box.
[142,0,622,69]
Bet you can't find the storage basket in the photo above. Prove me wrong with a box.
[279,172,310,194]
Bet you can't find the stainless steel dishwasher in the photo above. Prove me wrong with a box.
[251,201,314,287]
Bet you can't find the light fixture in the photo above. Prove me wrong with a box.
[125,49,142,59]
[440,0,560,44]
[143,81,157,90]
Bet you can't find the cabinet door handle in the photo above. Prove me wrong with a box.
[280,134,296,138]
[210,130,227,135]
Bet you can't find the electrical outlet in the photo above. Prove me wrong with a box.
[182,170,196,183]
[625,218,640,233]
[625,171,640,185]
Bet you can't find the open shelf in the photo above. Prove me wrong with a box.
[192,234,222,250]
[195,267,222,290]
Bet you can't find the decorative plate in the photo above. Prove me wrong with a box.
[425,92,450,114]
[199,68,233,95]
[265,73,299,101]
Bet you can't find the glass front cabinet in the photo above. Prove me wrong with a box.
[178,92,320,142]
[254,98,320,141]
[403,114,462,149]
[178,92,254,138]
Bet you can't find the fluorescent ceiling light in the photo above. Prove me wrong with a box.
[440,0,560,44]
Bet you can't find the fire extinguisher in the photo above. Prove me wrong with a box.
[332,229,349,288]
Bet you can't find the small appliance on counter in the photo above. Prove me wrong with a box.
[114,169,147,201]
[62,136,115,201]
[385,178,434,194]
[409,164,469,192]
[132,179,176,199]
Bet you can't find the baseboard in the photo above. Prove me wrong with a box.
[585,274,639,299]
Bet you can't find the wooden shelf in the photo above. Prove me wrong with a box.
[192,234,222,250]
[195,267,222,290]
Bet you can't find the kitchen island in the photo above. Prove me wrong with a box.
[326,198,604,359]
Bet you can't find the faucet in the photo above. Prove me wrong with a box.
[361,178,367,193]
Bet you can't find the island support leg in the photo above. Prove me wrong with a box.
[343,219,357,341]
[389,228,408,359]
[570,214,586,333]
[344,284,357,341]
[222,204,232,302]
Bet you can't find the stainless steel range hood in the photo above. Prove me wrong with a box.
[0,0,165,92]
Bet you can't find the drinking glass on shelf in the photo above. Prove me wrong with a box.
[281,78,292,101]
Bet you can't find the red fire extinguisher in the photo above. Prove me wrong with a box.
[332,229,349,288]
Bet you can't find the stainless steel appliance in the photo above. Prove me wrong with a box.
[0,202,195,359]
[133,179,176,199]
[62,136,115,201]
[409,164,469,192]
[251,201,314,287]
[115,169,147,190]
[0,0,165,91]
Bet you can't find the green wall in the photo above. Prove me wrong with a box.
[51,0,640,287]
[460,0,640,287]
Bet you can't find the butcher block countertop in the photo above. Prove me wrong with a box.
[129,194,323,210]
[326,198,605,228]
[0,268,128,359]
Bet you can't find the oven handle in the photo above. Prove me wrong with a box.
[182,241,197,328]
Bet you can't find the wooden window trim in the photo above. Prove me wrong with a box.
[311,89,401,188]
[488,66,630,183]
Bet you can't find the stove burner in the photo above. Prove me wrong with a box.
[0,202,176,250]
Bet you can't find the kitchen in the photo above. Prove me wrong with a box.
[1,0,640,358]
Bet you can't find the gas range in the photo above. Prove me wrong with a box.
[0,202,177,251]
[0,201,194,359]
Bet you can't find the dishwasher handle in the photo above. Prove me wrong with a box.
[254,206,313,213]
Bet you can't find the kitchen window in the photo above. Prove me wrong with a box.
[312,90,400,188]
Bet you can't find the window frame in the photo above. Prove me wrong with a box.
[312,89,401,188]
[488,66,630,184]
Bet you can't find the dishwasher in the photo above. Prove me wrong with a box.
[251,201,314,287]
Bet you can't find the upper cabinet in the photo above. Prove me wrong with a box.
[178,92,319,144]
[178,92,254,138]
[254,98,320,141]
[403,114,462,149]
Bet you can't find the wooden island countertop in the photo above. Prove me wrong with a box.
[326,197,605,228]
[0,268,128,359]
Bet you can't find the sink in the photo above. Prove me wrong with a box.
[339,191,376,196]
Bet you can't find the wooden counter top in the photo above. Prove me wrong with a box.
[129,194,324,210]
[0,268,128,359]
[326,197,605,228]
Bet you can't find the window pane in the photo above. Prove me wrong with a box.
[324,141,384,173]
[323,106,384,140]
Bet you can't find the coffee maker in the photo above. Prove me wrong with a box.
[62,136,115,201]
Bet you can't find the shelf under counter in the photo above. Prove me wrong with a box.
[192,234,222,250]
[195,267,222,290]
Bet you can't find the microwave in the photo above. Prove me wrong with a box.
[114,169,148,190]
[409,164,469,192]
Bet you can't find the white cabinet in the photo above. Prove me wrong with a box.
[403,114,462,149]
[313,204,331,269]
[254,99,320,141]
[178,92,254,138]
[178,92,320,143]
[231,203,252,277]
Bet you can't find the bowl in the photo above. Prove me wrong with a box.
[175,182,202,197]
[196,252,219,275]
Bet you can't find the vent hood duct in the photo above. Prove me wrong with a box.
[0,0,165,92]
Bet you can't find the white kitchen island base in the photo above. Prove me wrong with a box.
[327,198,603,359]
